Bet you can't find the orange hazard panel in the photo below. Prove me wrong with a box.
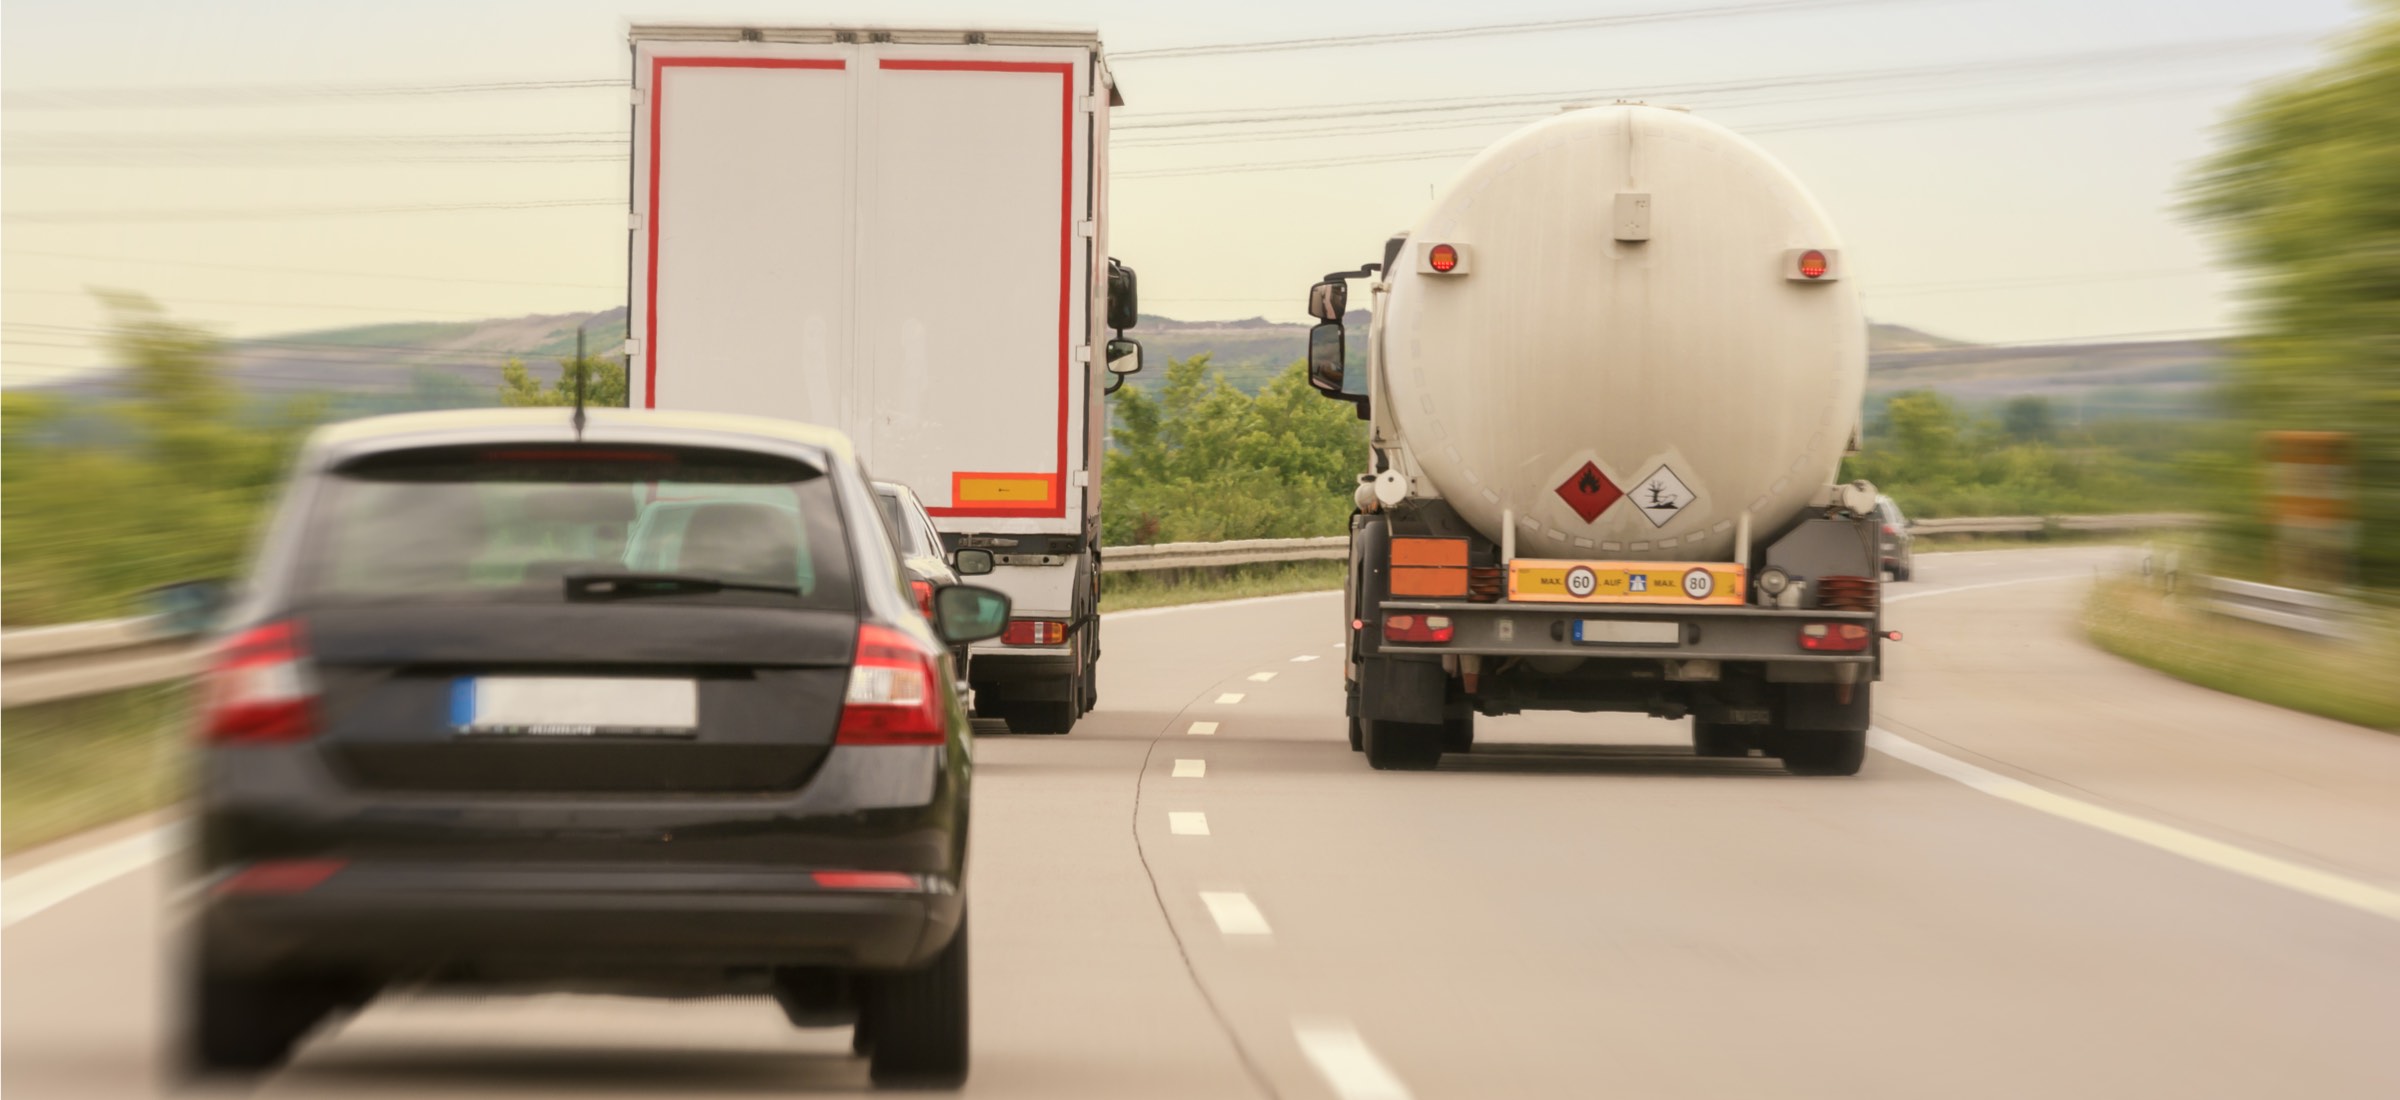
[952,473,1057,506]
[1390,537,1468,567]
[1391,566,1469,598]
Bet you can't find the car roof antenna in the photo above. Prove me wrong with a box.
[571,321,589,442]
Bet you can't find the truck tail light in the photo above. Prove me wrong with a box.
[202,621,318,744]
[1002,619,1067,646]
[910,579,936,619]
[213,859,347,897]
[836,623,947,745]
[1383,614,1454,644]
[811,870,919,891]
[1799,622,1873,652]
[1798,249,1829,278]
[1428,244,1459,272]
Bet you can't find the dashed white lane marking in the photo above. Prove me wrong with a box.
[3,823,185,927]
[1187,721,1219,736]
[1200,891,1272,936]
[1294,1020,1413,1100]
[1869,729,2400,922]
[1172,758,1207,778]
[1291,654,1319,662]
[1332,642,1344,648]
[1215,693,1246,704]
[1169,812,1211,836]
[1247,671,1278,682]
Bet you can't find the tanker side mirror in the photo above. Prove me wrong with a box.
[1307,280,1346,322]
[1307,322,1346,394]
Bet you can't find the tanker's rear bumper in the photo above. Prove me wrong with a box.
[1376,599,1878,672]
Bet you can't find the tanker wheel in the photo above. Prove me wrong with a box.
[1441,713,1474,754]
[1691,720,1751,758]
[1364,719,1443,771]
[1779,729,1867,776]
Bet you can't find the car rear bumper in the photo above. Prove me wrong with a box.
[200,863,963,977]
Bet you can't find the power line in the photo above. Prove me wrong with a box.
[3,198,619,225]
[4,249,619,291]
[4,77,620,111]
[1113,0,1910,60]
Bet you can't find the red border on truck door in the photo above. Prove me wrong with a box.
[644,56,847,412]
[881,59,1076,521]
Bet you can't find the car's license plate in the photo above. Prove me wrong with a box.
[451,677,698,737]
[1572,620,1680,646]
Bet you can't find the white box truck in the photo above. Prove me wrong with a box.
[627,24,1142,735]
[1304,105,1890,774]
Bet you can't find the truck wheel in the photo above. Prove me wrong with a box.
[1441,713,1474,754]
[1003,701,1077,735]
[1691,721,1750,758]
[1364,718,1444,771]
[1345,675,1364,751]
[1779,729,1867,776]
[862,912,969,1087]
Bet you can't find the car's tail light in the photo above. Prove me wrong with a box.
[1002,619,1067,646]
[910,579,936,619]
[836,623,947,746]
[1881,524,1897,536]
[1799,622,1873,652]
[202,621,318,743]
[811,870,918,891]
[1383,613,1454,644]
[213,859,347,897]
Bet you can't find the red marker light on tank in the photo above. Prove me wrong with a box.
[1797,250,1829,279]
[1428,244,1459,272]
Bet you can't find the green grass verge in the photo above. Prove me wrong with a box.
[1101,559,1345,613]
[2,684,191,855]
[2082,579,2400,733]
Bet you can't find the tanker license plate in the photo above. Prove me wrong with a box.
[1572,620,1680,646]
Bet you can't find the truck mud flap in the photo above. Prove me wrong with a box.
[1360,655,1446,725]
[1783,683,1871,732]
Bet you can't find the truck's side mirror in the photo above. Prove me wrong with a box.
[1103,338,1143,395]
[1307,322,1346,394]
[1107,260,1139,331]
[1308,280,1346,323]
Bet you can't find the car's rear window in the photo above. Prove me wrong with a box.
[875,489,926,556]
[296,445,855,610]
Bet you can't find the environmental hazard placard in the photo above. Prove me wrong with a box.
[1629,465,1695,528]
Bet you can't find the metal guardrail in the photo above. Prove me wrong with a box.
[0,513,2210,706]
[2198,576,2360,641]
[1,616,203,708]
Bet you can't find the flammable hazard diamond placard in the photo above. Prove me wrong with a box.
[1554,461,1623,524]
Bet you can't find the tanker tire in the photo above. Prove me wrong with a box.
[1364,718,1444,771]
[1442,713,1474,754]
[1691,721,1750,758]
[1779,729,1867,776]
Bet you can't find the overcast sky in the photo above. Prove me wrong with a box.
[0,0,2367,385]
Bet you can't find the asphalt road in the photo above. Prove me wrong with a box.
[7,545,2399,1098]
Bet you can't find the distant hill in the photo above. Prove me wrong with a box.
[35,307,2223,420]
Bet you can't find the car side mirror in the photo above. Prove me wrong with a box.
[1107,259,1139,331]
[1307,279,1346,323]
[1307,322,1346,394]
[951,548,995,576]
[145,578,231,637]
[933,584,1011,645]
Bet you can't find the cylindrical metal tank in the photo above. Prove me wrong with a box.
[1379,104,1865,561]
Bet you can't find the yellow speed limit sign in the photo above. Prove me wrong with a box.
[1508,560,1747,606]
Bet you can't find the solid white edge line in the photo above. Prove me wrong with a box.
[1168,811,1210,836]
[1868,729,2400,922]
[3,822,186,927]
[1199,890,1271,935]
[1172,758,1206,778]
[1187,721,1219,736]
[1884,573,2087,604]
[1293,1019,1414,1100]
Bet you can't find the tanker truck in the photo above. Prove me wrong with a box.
[1304,103,1889,776]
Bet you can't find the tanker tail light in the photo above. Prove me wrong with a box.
[1417,242,1471,276]
[1783,248,1841,282]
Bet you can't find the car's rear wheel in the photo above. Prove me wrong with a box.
[186,970,354,1074]
[1363,718,1444,771]
[862,913,969,1088]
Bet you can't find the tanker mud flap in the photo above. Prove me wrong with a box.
[1360,654,1446,726]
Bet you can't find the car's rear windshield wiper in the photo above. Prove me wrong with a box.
[565,572,801,600]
